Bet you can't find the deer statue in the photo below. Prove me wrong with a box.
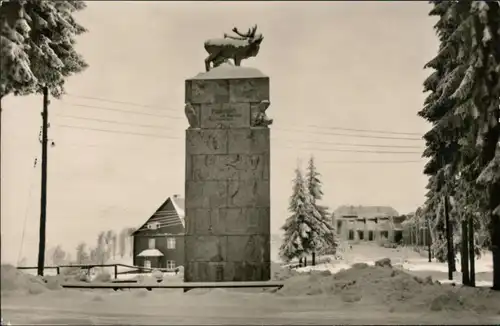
[203,25,264,72]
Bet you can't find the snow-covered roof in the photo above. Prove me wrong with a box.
[132,195,185,235]
[190,63,268,80]
[171,194,185,227]
[333,205,399,219]
[137,249,164,257]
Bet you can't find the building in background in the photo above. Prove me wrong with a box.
[131,194,185,269]
[332,205,404,243]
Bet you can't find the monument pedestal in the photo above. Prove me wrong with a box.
[183,65,272,282]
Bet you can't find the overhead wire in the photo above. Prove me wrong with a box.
[55,115,170,131]
[17,156,38,265]
[277,127,422,141]
[64,93,179,113]
[59,102,183,119]
[54,124,423,155]
[60,93,425,138]
[55,124,179,140]
[54,114,424,149]
[51,93,428,162]
[319,160,422,164]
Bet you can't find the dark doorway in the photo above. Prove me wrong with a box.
[394,230,403,244]
[368,231,374,241]
[380,231,389,239]
[337,221,342,235]
[357,230,364,240]
[348,230,355,240]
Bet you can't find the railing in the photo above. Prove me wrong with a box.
[16,263,177,279]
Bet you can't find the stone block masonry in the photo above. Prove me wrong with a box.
[184,67,271,282]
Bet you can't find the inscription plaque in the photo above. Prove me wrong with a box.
[200,103,250,128]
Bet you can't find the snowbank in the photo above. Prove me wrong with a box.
[278,259,500,314]
[294,253,493,275]
[1,264,62,295]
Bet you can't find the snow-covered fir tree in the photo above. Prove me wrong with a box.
[447,1,500,290]
[279,167,315,263]
[419,0,500,289]
[305,156,337,259]
[419,0,464,266]
[0,0,88,99]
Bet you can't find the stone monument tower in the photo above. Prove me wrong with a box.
[183,25,272,283]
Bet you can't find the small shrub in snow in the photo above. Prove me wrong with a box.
[375,258,392,268]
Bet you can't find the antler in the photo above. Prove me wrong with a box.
[231,25,258,38]
[249,24,258,38]
[232,27,249,38]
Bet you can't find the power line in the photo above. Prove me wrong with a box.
[308,124,422,136]
[54,114,424,149]
[276,127,423,141]
[17,157,38,265]
[59,102,183,119]
[54,124,422,155]
[283,139,423,149]
[284,145,420,155]
[54,124,180,140]
[55,115,170,131]
[56,102,423,143]
[63,93,424,137]
[64,93,179,113]
[54,141,424,164]
[320,160,423,164]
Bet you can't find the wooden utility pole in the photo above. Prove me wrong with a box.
[443,195,454,280]
[468,217,475,287]
[0,96,3,260]
[37,87,49,276]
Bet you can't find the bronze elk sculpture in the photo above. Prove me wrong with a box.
[203,25,264,72]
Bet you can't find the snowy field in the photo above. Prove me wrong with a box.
[2,244,499,325]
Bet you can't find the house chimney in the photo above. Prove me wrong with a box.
[173,194,180,198]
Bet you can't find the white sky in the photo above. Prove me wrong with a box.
[1,1,438,265]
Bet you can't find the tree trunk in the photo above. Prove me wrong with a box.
[491,221,499,291]
[483,0,500,292]
[427,223,432,263]
[304,257,307,267]
[468,217,475,287]
[490,192,500,290]
[444,195,454,279]
[299,257,303,267]
[312,251,316,266]
[461,219,470,286]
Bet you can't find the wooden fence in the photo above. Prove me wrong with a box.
[17,263,176,279]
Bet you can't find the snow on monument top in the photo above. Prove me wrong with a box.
[190,63,267,80]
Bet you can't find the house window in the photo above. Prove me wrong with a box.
[166,237,176,249]
[166,260,175,269]
[148,238,155,249]
[147,222,160,230]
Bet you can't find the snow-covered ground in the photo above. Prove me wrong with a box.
[294,244,493,287]
[2,244,499,325]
